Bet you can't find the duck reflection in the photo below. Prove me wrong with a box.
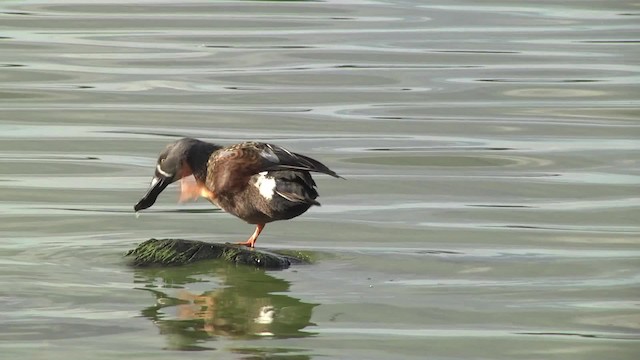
[134,261,317,351]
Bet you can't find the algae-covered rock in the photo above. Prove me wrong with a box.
[125,238,311,269]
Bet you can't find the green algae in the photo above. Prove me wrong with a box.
[125,238,313,269]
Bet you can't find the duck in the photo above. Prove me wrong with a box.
[134,137,341,248]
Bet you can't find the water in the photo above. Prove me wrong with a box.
[1,0,639,359]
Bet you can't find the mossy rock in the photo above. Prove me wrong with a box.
[125,238,312,269]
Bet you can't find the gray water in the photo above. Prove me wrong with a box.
[1,0,639,359]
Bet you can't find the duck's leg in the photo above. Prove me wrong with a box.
[236,224,265,248]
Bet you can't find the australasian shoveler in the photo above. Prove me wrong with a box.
[134,137,342,247]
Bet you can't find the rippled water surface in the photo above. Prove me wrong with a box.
[1,0,639,359]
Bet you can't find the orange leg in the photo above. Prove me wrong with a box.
[236,224,265,248]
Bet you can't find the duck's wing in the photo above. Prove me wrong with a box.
[216,142,341,177]
[260,143,342,178]
[210,142,342,193]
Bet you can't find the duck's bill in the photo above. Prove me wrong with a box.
[134,176,170,212]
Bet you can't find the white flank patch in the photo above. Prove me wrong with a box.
[254,172,276,200]
[156,164,172,177]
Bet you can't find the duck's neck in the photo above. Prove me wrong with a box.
[187,141,222,183]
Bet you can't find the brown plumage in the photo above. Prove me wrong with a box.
[134,138,341,247]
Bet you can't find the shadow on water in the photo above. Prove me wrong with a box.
[134,261,317,352]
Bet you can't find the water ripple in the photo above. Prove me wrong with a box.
[1,0,638,358]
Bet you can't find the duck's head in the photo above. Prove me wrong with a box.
[133,140,189,212]
[134,138,218,212]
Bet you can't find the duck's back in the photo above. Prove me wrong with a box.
[204,141,340,224]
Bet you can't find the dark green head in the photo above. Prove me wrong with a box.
[134,138,220,212]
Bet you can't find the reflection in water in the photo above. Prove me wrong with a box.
[134,262,317,351]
